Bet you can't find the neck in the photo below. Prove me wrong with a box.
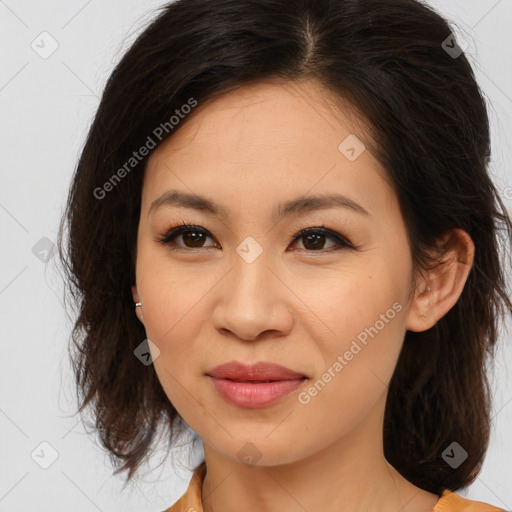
[200,394,439,512]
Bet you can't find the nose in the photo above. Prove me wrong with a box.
[212,251,294,342]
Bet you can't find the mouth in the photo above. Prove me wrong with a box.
[206,376,306,381]
[205,360,309,407]
[225,379,277,383]
[207,376,308,408]
[206,360,308,381]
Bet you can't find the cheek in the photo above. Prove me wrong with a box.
[135,255,219,405]
[296,286,406,436]
[302,261,408,390]
[135,245,209,341]
[303,259,406,339]
[136,267,212,413]
[140,280,209,355]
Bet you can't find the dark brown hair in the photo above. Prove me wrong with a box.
[57,0,512,494]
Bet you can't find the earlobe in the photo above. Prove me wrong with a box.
[405,228,475,333]
[405,281,435,333]
[131,285,139,304]
[131,285,144,324]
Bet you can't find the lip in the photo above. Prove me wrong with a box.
[206,361,308,408]
[208,376,308,408]
[206,361,307,381]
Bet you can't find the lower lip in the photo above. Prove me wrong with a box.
[208,376,307,408]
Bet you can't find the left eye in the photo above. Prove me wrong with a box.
[290,227,352,252]
[157,224,353,252]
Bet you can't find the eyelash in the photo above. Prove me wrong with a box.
[155,219,355,253]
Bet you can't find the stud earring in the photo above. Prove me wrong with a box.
[134,302,143,321]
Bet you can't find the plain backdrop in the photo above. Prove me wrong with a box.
[0,1,511,511]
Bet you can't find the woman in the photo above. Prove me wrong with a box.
[57,0,512,511]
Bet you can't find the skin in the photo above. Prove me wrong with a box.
[131,79,475,512]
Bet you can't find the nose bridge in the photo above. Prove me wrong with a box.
[229,236,275,308]
[212,237,292,340]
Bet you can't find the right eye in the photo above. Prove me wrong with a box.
[156,222,219,250]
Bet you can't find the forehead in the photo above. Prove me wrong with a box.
[151,79,370,161]
[142,79,395,223]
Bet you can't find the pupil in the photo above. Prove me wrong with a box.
[184,231,204,247]
[304,233,324,250]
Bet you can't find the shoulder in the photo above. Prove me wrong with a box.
[434,490,508,512]
[163,462,207,512]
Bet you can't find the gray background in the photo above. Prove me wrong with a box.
[0,0,511,510]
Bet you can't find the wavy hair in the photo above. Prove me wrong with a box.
[57,0,512,493]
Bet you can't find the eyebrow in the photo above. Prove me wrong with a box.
[148,188,370,221]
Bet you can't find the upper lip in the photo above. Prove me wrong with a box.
[206,361,308,381]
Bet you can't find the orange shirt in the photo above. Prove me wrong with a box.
[164,461,506,512]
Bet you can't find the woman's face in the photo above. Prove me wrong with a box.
[132,79,420,466]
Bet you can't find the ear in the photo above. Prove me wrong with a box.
[405,228,475,333]
[131,285,140,303]
[131,285,144,324]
